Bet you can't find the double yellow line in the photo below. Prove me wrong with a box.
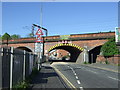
[52,65,77,90]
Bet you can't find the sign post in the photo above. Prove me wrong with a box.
[35,28,44,70]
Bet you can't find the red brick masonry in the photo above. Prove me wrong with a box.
[96,55,120,64]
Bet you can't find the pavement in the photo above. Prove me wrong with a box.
[80,63,119,73]
[30,62,69,89]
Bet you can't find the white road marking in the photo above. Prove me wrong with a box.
[76,67,82,69]
[77,80,81,84]
[91,71,98,74]
[79,87,84,90]
[69,67,77,76]
[74,73,77,75]
[86,69,98,74]
[71,69,74,72]
[68,66,84,89]
[108,76,120,81]
[72,70,76,73]
[76,76,78,79]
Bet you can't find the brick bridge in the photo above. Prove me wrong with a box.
[1,32,115,63]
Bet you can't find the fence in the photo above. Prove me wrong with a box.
[0,47,38,89]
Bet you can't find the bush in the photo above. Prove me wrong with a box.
[26,67,39,83]
[83,61,90,64]
[13,67,39,89]
[13,80,30,89]
[105,60,109,64]
[101,38,120,57]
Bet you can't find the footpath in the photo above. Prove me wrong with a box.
[30,62,68,89]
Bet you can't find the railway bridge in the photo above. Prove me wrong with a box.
[1,32,115,63]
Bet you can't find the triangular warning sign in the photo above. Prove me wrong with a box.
[36,29,43,35]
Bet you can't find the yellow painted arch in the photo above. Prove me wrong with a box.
[48,43,84,52]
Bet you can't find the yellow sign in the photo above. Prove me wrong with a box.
[60,35,70,40]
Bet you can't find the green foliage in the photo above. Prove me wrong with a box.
[31,67,39,76]
[26,67,39,83]
[63,55,69,58]
[83,61,90,64]
[62,55,70,60]
[105,60,109,64]
[13,67,39,89]
[0,36,2,40]
[101,38,120,57]
[2,33,21,40]
[13,80,30,89]
[2,33,11,40]
[117,64,120,66]
[27,33,34,38]
[11,34,21,39]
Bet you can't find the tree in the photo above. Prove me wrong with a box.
[0,35,2,41]
[2,33,11,40]
[11,34,21,39]
[101,37,119,57]
[27,33,34,38]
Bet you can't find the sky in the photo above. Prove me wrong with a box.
[1,2,118,37]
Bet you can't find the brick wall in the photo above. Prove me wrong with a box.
[96,55,120,64]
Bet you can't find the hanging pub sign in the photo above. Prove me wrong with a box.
[115,27,120,43]
[35,28,44,42]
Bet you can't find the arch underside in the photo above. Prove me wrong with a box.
[89,45,102,63]
[48,45,83,62]
[16,47,32,52]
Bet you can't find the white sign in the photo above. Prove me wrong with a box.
[115,27,120,43]
[35,43,43,53]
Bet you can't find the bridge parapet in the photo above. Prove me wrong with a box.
[1,32,115,44]
[45,32,115,42]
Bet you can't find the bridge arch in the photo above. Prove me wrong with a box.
[89,45,102,63]
[48,43,84,52]
[48,43,84,62]
[16,46,33,52]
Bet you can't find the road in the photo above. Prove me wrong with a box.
[51,62,119,90]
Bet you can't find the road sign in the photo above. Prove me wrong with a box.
[35,43,43,53]
[36,28,44,43]
[36,29,43,35]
